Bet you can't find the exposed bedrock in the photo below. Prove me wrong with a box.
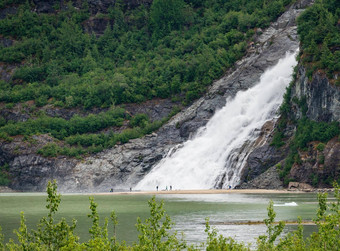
[291,67,340,123]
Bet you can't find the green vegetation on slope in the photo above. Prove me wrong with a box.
[278,118,339,185]
[0,0,294,156]
[0,180,339,250]
[0,163,10,186]
[297,0,340,82]
[0,0,292,106]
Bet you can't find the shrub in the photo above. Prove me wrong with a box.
[37,143,61,157]
[0,163,10,186]
[316,143,325,151]
[0,132,13,142]
[129,113,149,128]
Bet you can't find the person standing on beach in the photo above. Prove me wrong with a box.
[156,186,158,191]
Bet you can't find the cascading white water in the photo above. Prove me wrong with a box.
[135,51,298,190]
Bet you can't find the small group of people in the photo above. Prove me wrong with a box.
[156,185,172,191]
[109,187,133,192]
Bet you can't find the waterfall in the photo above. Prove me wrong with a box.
[135,51,297,190]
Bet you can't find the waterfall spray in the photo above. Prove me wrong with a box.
[135,51,298,190]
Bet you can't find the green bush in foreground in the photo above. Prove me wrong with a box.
[0,181,339,250]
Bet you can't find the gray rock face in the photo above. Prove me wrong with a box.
[0,108,30,123]
[288,138,340,187]
[32,0,56,13]
[239,165,283,190]
[241,143,285,184]
[292,66,340,122]
[0,6,17,20]
[124,98,181,122]
[10,155,76,191]
[3,0,314,192]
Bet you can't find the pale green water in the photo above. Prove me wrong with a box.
[0,192,322,246]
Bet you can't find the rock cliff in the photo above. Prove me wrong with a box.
[287,66,340,186]
[292,67,340,122]
[241,56,340,189]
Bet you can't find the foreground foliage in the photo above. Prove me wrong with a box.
[0,180,339,250]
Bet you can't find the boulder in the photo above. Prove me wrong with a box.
[288,182,313,190]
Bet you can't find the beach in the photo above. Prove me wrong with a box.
[94,189,313,196]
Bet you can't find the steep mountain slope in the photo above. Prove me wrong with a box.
[0,0,339,191]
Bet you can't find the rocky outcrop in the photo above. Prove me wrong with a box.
[291,66,340,122]
[0,6,17,19]
[288,182,313,190]
[0,106,30,123]
[0,103,79,123]
[10,154,76,191]
[239,165,284,190]
[0,133,78,191]
[0,186,15,192]
[124,98,181,122]
[288,138,340,186]
[239,121,287,183]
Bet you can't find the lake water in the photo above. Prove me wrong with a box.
[0,192,322,246]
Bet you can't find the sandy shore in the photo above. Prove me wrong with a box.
[93,189,311,196]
